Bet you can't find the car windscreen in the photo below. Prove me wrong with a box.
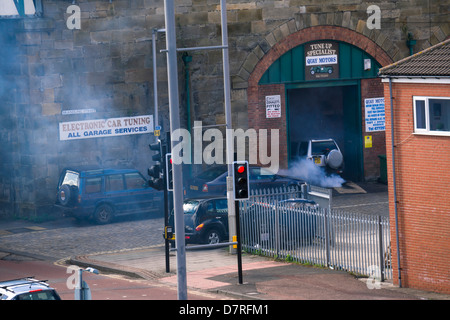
[311,141,337,155]
[62,170,79,187]
[195,166,226,180]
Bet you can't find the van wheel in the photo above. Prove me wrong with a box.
[94,204,114,224]
[204,229,221,245]
[58,185,71,206]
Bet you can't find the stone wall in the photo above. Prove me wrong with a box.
[0,0,448,218]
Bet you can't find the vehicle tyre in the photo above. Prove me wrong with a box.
[326,149,344,169]
[58,184,78,206]
[94,204,114,224]
[204,229,222,245]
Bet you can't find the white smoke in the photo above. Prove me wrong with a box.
[280,158,345,188]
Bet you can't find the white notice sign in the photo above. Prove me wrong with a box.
[59,115,153,140]
[265,95,281,118]
[365,98,385,132]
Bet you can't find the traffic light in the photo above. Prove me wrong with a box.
[165,153,173,191]
[149,140,162,162]
[233,161,249,200]
[148,163,163,190]
[148,140,164,190]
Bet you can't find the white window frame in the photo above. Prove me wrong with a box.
[413,96,450,136]
[0,0,42,18]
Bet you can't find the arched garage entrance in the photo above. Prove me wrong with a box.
[287,83,361,181]
[247,27,393,182]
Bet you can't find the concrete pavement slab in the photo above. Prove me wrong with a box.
[70,244,450,300]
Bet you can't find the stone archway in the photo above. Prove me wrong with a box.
[243,25,395,171]
[246,25,395,89]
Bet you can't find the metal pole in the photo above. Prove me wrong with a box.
[378,215,385,282]
[235,201,243,284]
[152,29,159,129]
[219,0,236,253]
[164,0,187,300]
[389,78,401,288]
[162,140,170,273]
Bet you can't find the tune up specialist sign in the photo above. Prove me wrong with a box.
[305,41,339,80]
[59,115,153,140]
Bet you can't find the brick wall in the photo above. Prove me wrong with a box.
[384,81,450,294]
[247,26,393,176]
[361,78,386,180]
[248,84,288,169]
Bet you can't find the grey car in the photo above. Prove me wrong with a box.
[0,277,61,300]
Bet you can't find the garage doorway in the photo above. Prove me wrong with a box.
[287,83,363,181]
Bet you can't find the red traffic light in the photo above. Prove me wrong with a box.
[237,165,245,174]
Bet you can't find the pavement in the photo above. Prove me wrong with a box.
[68,243,450,300]
[67,182,449,300]
[2,181,450,300]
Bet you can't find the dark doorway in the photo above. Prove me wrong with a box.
[288,84,362,181]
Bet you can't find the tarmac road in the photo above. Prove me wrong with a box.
[0,214,166,260]
[0,258,224,300]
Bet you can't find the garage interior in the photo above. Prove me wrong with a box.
[287,83,362,182]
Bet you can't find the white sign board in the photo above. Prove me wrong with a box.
[365,98,385,132]
[62,109,96,115]
[59,115,153,140]
[265,95,281,118]
[305,55,338,66]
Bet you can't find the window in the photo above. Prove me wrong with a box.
[0,0,42,18]
[413,97,450,135]
[105,174,124,192]
[85,177,102,194]
[215,199,228,214]
[124,172,145,190]
[62,171,79,188]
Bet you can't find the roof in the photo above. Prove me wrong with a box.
[379,38,450,77]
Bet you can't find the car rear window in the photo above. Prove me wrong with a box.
[311,141,337,155]
[183,200,200,214]
[62,171,79,187]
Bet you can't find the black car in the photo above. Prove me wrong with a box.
[55,167,163,224]
[186,165,305,198]
[169,198,229,245]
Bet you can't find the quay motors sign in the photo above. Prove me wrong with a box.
[59,115,153,141]
[305,41,339,80]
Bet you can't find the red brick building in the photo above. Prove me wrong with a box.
[379,39,450,294]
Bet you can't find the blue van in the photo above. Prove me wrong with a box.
[55,167,163,224]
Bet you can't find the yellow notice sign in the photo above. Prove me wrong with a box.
[365,136,372,148]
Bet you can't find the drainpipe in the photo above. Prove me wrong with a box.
[389,77,402,288]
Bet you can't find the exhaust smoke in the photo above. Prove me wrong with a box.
[280,158,345,188]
